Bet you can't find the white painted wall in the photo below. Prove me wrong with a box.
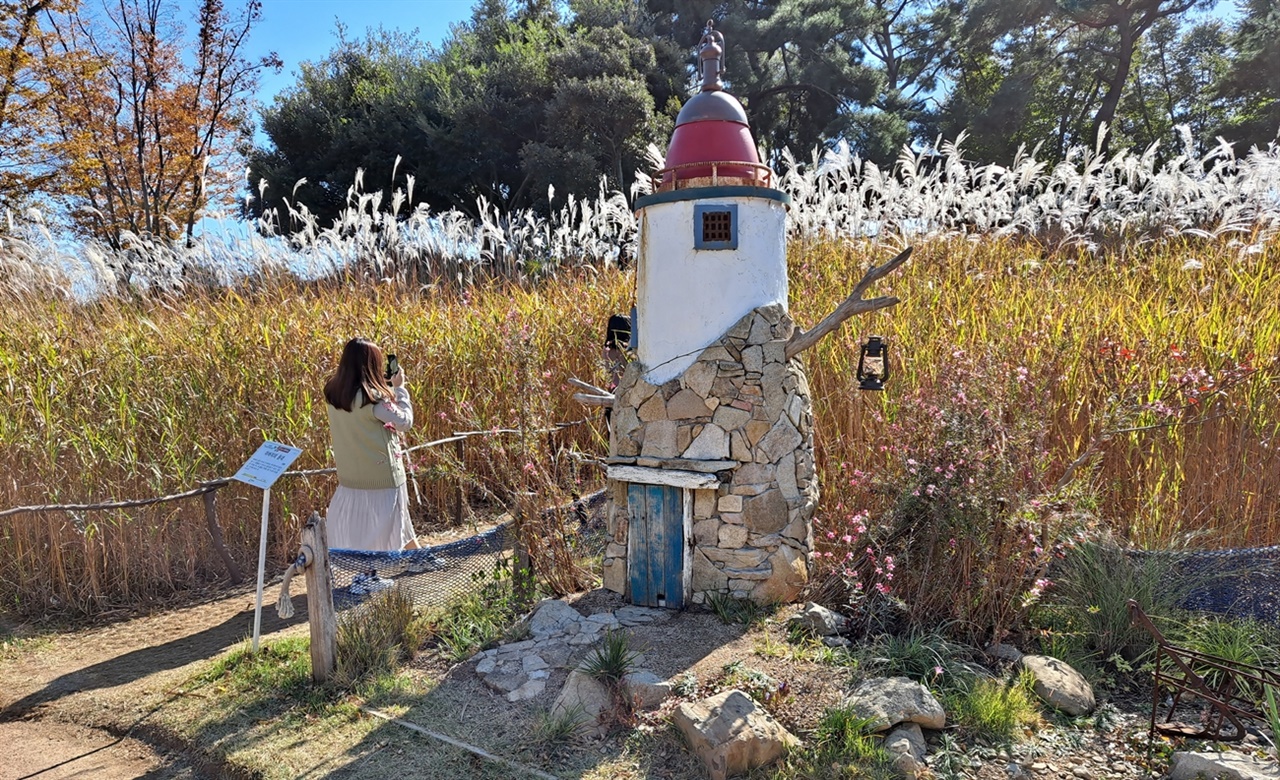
[636,195,788,384]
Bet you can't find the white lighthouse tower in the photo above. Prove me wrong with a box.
[601,22,817,609]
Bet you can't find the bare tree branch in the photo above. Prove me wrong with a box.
[785,246,912,360]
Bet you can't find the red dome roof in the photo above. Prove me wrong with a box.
[659,90,769,188]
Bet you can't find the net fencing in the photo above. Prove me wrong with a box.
[323,496,1278,626]
[326,490,608,612]
[1133,544,1280,625]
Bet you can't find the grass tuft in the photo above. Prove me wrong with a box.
[580,629,640,686]
[943,672,1041,744]
[335,585,431,688]
[707,591,774,626]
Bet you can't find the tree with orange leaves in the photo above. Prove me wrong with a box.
[0,0,79,211]
[37,0,277,247]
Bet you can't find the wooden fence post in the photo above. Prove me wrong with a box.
[300,511,337,683]
[202,483,243,584]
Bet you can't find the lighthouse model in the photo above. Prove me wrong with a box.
[601,22,817,608]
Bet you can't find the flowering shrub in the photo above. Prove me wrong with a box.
[816,342,1089,642]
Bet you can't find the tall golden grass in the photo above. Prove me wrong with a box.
[1,234,1277,616]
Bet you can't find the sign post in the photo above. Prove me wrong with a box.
[232,441,303,652]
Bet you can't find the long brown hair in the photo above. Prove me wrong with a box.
[324,337,393,411]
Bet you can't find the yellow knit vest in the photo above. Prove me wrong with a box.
[327,391,406,490]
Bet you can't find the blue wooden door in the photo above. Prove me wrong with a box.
[627,484,684,609]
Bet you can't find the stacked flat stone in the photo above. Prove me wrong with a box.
[603,303,818,605]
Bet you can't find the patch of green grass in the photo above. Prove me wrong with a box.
[423,580,523,663]
[759,705,894,779]
[707,591,774,626]
[1035,540,1195,669]
[778,626,856,666]
[1171,614,1280,698]
[942,672,1040,744]
[0,628,53,661]
[192,636,334,712]
[857,628,970,692]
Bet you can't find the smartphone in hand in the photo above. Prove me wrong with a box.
[385,354,399,380]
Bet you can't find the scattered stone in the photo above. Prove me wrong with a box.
[550,670,613,734]
[528,599,583,638]
[822,636,852,649]
[788,602,849,637]
[1168,751,1280,780]
[673,689,799,780]
[507,678,546,702]
[1007,762,1034,780]
[1021,655,1096,716]
[615,605,671,626]
[842,676,946,732]
[623,670,672,710]
[884,722,927,778]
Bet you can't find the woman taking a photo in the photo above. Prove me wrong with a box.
[323,337,419,550]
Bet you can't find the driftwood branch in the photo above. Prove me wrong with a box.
[572,392,615,407]
[568,377,610,396]
[568,376,614,407]
[785,247,912,360]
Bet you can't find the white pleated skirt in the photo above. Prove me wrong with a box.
[326,481,417,551]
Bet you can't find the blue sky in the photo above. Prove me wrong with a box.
[240,0,476,104]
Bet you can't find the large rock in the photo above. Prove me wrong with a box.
[528,599,583,638]
[623,670,672,709]
[1021,655,1095,716]
[550,669,614,735]
[685,424,730,460]
[602,558,626,594]
[884,722,928,779]
[742,490,789,534]
[673,690,799,780]
[788,602,849,637]
[753,545,807,604]
[1168,751,1280,780]
[842,677,946,732]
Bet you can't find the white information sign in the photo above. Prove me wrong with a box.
[233,442,303,489]
[233,441,303,653]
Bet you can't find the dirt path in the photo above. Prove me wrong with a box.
[0,581,312,780]
[0,719,199,780]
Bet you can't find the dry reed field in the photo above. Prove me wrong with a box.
[2,137,1279,617]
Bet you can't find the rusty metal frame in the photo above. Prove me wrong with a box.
[652,160,774,191]
[1127,599,1280,741]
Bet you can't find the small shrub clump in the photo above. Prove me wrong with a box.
[335,585,431,687]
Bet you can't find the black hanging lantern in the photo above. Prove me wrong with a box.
[857,336,889,391]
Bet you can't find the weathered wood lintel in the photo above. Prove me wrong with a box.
[606,465,721,489]
[603,456,737,474]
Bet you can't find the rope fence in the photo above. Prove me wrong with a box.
[0,419,592,584]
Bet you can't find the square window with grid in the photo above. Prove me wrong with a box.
[701,210,733,244]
